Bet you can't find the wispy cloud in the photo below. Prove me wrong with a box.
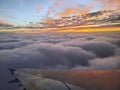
[43,17,54,23]
[95,0,120,11]
[45,0,95,18]
[0,20,10,24]
[36,4,41,13]
[0,8,18,13]
[19,0,25,7]
[0,15,16,20]
[0,20,13,28]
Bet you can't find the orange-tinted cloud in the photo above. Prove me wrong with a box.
[48,0,120,17]
[43,18,55,23]
[48,0,66,6]
[53,0,67,7]
[47,0,94,18]
[59,8,78,17]
[46,0,67,16]
[58,8,80,17]
[58,0,120,18]
[0,20,10,24]
[58,5,93,17]
[0,20,13,27]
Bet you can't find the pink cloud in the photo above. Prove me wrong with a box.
[36,4,41,13]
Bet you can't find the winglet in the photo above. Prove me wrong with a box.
[8,68,16,75]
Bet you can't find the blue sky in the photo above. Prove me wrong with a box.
[0,0,49,25]
[0,0,117,26]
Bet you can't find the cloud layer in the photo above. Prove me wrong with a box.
[0,32,120,90]
[0,32,120,70]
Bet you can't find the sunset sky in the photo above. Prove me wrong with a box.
[0,0,120,26]
[0,1,120,90]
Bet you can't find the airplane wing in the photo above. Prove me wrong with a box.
[13,69,85,90]
[9,68,120,90]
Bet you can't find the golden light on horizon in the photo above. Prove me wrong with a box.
[57,27,120,33]
[1,26,120,34]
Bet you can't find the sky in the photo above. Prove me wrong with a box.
[0,1,120,89]
[0,0,120,26]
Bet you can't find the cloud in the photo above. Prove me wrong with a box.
[47,0,120,18]
[0,43,95,69]
[46,0,92,18]
[58,8,82,17]
[57,3,92,17]
[0,15,16,20]
[0,32,120,90]
[90,56,120,69]
[0,40,33,50]
[95,0,120,11]
[111,40,120,47]
[0,32,120,70]
[72,56,120,70]
[52,0,67,7]
[19,0,25,6]
[0,20,13,28]
[80,41,116,58]
[43,18,55,24]
[46,0,68,17]
[36,4,41,13]
[0,20,11,25]
[0,8,18,14]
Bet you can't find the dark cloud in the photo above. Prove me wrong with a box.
[111,40,120,47]
[0,43,95,68]
[80,41,116,58]
[0,40,19,43]
[36,44,95,67]
[86,37,94,40]
[0,40,34,50]
[86,11,103,17]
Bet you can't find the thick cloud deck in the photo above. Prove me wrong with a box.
[80,41,116,58]
[0,32,120,90]
[0,32,120,70]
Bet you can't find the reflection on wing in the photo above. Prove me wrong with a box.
[14,70,85,90]
[11,68,120,90]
